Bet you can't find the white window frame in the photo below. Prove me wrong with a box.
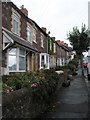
[33,28,36,43]
[41,35,44,48]
[40,53,49,69]
[8,48,26,72]
[8,48,17,71]
[13,13,19,35]
[27,26,31,42]
[54,43,56,53]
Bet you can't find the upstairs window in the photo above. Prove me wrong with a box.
[50,40,52,50]
[41,35,44,48]
[54,43,56,53]
[27,26,31,42]
[13,13,19,35]
[33,28,36,42]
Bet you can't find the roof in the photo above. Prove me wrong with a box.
[55,41,73,52]
[2,28,38,52]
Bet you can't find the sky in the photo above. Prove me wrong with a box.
[12,0,89,46]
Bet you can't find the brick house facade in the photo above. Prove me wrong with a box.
[2,2,50,74]
[1,2,72,75]
[2,2,39,74]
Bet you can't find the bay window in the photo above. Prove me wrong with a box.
[8,48,16,70]
[19,49,26,70]
[8,48,26,72]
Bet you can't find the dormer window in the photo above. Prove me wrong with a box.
[13,13,19,35]
[27,26,31,42]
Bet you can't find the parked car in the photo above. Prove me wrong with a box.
[83,62,88,68]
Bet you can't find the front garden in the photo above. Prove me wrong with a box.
[2,69,64,118]
[2,56,78,118]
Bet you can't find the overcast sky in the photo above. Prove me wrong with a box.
[12,0,89,45]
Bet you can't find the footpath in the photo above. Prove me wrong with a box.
[38,64,89,119]
[83,67,90,119]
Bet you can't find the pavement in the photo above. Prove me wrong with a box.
[38,64,89,119]
[83,66,90,119]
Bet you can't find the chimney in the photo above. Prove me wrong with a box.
[56,40,60,44]
[41,27,47,33]
[60,41,64,44]
[21,5,28,17]
[51,37,56,42]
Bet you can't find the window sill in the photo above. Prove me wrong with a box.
[27,41,32,44]
[12,31,19,36]
[9,70,26,73]
[41,46,44,48]
[33,40,37,44]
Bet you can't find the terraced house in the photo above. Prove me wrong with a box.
[1,2,72,75]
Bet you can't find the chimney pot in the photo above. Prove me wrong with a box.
[20,5,28,17]
[51,37,55,42]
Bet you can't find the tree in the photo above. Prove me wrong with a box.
[67,24,90,56]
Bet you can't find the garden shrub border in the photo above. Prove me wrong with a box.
[2,69,64,118]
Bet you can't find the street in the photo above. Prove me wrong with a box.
[38,64,89,119]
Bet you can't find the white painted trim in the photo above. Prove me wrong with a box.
[3,31,14,43]
[3,42,11,50]
[40,53,49,69]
